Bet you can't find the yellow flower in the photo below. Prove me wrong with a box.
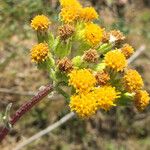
[84,23,103,46]
[68,69,96,93]
[123,69,144,92]
[30,43,49,63]
[59,0,82,8]
[121,44,134,58]
[94,86,120,111]
[104,50,127,72]
[69,92,98,118]
[79,7,98,22]
[31,15,51,31]
[59,6,79,24]
[134,90,150,111]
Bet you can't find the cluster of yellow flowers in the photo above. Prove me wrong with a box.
[30,15,51,63]
[30,0,150,118]
[69,69,120,117]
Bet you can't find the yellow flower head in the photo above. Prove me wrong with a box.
[94,86,120,111]
[59,0,82,8]
[59,6,79,24]
[135,90,150,111]
[31,15,51,31]
[69,92,98,118]
[123,69,144,92]
[68,69,96,93]
[104,50,127,72]
[31,43,49,63]
[121,44,134,58]
[84,23,103,46]
[79,7,98,22]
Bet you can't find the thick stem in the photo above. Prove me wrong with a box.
[0,84,53,142]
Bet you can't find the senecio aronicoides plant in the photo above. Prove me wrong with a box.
[0,0,150,142]
[30,0,150,118]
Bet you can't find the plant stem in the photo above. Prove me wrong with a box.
[0,84,53,142]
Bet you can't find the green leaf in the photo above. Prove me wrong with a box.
[77,42,90,55]
[117,93,134,106]
[95,63,106,72]
[53,38,71,58]
[48,32,55,48]
[72,56,87,69]
[55,70,68,83]
[97,43,113,54]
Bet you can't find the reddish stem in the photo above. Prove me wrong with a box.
[0,84,53,142]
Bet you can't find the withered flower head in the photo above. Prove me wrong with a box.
[109,30,125,43]
[101,29,109,43]
[83,49,99,63]
[58,24,75,40]
[57,57,73,72]
[95,71,110,85]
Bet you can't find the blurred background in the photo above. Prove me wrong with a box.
[0,0,150,149]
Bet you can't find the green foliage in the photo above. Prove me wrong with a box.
[53,38,72,58]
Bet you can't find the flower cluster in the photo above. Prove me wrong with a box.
[30,0,150,118]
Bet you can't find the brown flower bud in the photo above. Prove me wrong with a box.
[109,30,125,43]
[83,49,99,63]
[102,30,109,43]
[95,71,110,85]
[58,24,75,40]
[57,57,73,72]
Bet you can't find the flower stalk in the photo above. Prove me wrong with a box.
[0,84,53,142]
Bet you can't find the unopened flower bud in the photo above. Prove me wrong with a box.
[102,30,109,43]
[72,56,83,68]
[95,71,110,85]
[109,30,125,43]
[57,57,73,72]
[83,49,99,63]
[58,24,75,40]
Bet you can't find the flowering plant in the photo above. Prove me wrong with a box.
[30,0,149,118]
[0,0,149,143]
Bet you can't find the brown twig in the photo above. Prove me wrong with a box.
[0,88,62,100]
[0,84,53,142]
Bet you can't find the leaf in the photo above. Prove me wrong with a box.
[117,93,134,106]
[53,39,71,58]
